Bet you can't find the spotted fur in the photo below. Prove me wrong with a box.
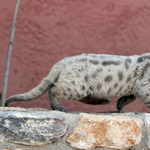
[6,53,150,112]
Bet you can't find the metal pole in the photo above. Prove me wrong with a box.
[1,0,21,107]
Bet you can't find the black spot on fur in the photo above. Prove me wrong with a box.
[114,83,118,88]
[63,93,67,96]
[78,58,87,62]
[118,72,123,81]
[45,79,50,84]
[39,87,44,91]
[71,81,75,85]
[116,86,123,95]
[97,83,102,90]
[96,68,103,73]
[85,75,89,82]
[78,68,84,72]
[146,93,149,97]
[128,85,131,89]
[91,73,97,78]
[107,88,112,94]
[67,88,71,92]
[86,90,90,94]
[125,58,131,70]
[81,85,85,90]
[137,55,150,63]
[89,86,94,90]
[32,94,37,98]
[102,61,120,66]
[131,86,134,90]
[133,66,139,78]
[126,76,131,83]
[119,86,123,91]
[76,73,80,77]
[137,57,143,63]
[140,63,150,79]
[145,101,150,105]
[68,94,73,99]
[105,75,113,82]
[89,60,99,65]
[77,93,81,99]
[91,68,103,78]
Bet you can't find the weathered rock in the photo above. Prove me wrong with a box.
[0,108,68,146]
[144,114,150,149]
[2,148,23,150]
[67,113,142,150]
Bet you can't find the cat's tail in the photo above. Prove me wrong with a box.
[6,62,62,103]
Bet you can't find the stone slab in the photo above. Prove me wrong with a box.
[144,113,150,149]
[0,108,149,150]
[0,108,69,146]
[67,113,142,150]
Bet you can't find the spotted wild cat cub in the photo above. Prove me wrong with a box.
[6,53,150,112]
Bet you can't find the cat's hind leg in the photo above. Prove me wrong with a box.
[48,82,87,112]
[116,95,136,111]
[48,83,67,112]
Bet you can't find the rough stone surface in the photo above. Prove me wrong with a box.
[2,149,23,150]
[144,113,150,149]
[67,113,142,150]
[0,107,69,146]
[0,107,149,150]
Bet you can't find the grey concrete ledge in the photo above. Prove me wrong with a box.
[0,107,149,150]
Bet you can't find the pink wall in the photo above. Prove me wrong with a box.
[1,0,150,112]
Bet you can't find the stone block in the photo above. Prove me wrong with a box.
[67,113,142,150]
[0,108,69,146]
[2,148,23,150]
[144,114,150,149]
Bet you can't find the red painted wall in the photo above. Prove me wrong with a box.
[1,0,150,112]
